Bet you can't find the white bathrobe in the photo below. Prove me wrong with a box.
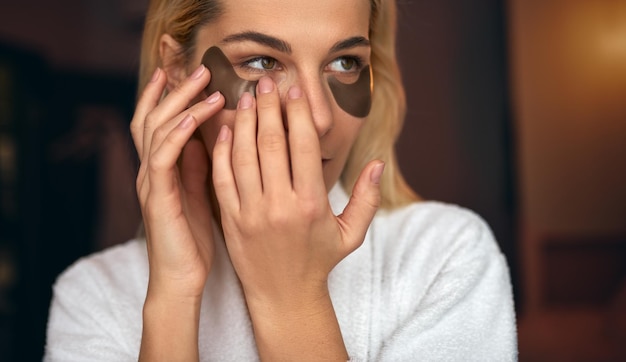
[45,184,518,361]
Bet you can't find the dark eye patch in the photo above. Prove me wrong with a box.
[327,66,372,118]
[202,46,257,109]
[201,46,372,117]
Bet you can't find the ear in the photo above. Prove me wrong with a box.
[159,34,187,92]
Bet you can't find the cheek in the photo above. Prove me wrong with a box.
[337,117,364,154]
[322,115,364,189]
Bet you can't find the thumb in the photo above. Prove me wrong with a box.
[337,160,384,252]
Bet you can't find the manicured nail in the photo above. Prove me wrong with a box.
[370,162,385,184]
[191,64,206,79]
[179,114,194,129]
[239,92,253,109]
[150,68,161,83]
[206,91,221,104]
[258,76,274,94]
[217,125,230,142]
[288,85,302,99]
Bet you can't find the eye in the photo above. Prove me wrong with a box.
[327,56,363,73]
[242,56,279,71]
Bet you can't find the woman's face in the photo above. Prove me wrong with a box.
[189,0,372,191]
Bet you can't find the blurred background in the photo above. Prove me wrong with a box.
[0,0,624,360]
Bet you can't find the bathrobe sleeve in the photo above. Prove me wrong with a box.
[44,241,146,362]
[373,206,518,361]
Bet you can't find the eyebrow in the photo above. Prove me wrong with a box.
[219,32,370,56]
[329,36,371,53]
[220,31,292,54]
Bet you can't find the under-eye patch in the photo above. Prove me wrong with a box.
[327,66,372,118]
[202,47,258,109]
[201,46,372,117]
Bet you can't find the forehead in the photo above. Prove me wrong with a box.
[206,0,371,47]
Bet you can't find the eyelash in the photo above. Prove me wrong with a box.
[238,55,366,74]
[238,57,281,73]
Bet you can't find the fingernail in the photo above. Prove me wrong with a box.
[206,91,221,104]
[258,76,274,94]
[150,68,161,82]
[191,64,206,79]
[217,125,230,142]
[239,92,253,109]
[288,85,302,99]
[179,114,195,129]
[370,162,385,184]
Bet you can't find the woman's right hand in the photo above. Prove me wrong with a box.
[130,64,225,304]
[132,65,225,360]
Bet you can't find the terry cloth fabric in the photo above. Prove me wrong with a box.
[45,183,518,361]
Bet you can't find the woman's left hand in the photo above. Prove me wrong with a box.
[211,76,383,359]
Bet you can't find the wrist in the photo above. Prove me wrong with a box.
[140,292,203,361]
[146,266,208,302]
[246,286,348,361]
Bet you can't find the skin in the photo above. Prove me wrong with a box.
[131,0,383,360]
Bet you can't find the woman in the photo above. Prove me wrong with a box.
[45,0,517,360]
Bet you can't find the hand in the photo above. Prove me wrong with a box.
[211,76,382,359]
[211,76,383,309]
[130,65,225,302]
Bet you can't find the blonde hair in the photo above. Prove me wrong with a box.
[138,0,419,209]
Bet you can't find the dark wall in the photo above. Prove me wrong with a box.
[395,0,517,299]
[0,43,139,362]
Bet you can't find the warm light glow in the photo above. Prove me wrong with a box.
[509,0,626,234]
[595,2,626,64]
[599,27,626,60]
[542,0,626,114]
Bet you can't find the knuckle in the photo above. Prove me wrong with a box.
[256,96,277,110]
[169,81,196,103]
[266,207,290,228]
[152,125,169,144]
[143,198,162,220]
[130,119,142,137]
[147,152,167,173]
[294,138,317,155]
[298,197,323,219]
[136,168,145,192]
[169,82,186,97]
[237,213,262,236]
[144,112,158,129]
[231,148,257,167]
[212,170,229,189]
[353,190,381,211]
[355,180,381,209]
[258,132,285,152]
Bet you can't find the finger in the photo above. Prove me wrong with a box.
[255,76,291,195]
[131,68,167,161]
[231,92,262,202]
[148,114,202,199]
[137,160,150,206]
[180,137,210,200]
[180,137,214,237]
[149,91,224,156]
[212,125,240,214]
[143,64,211,163]
[337,161,384,253]
[285,85,324,196]
[140,91,223,207]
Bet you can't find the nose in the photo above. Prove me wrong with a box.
[276,72,334,138]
